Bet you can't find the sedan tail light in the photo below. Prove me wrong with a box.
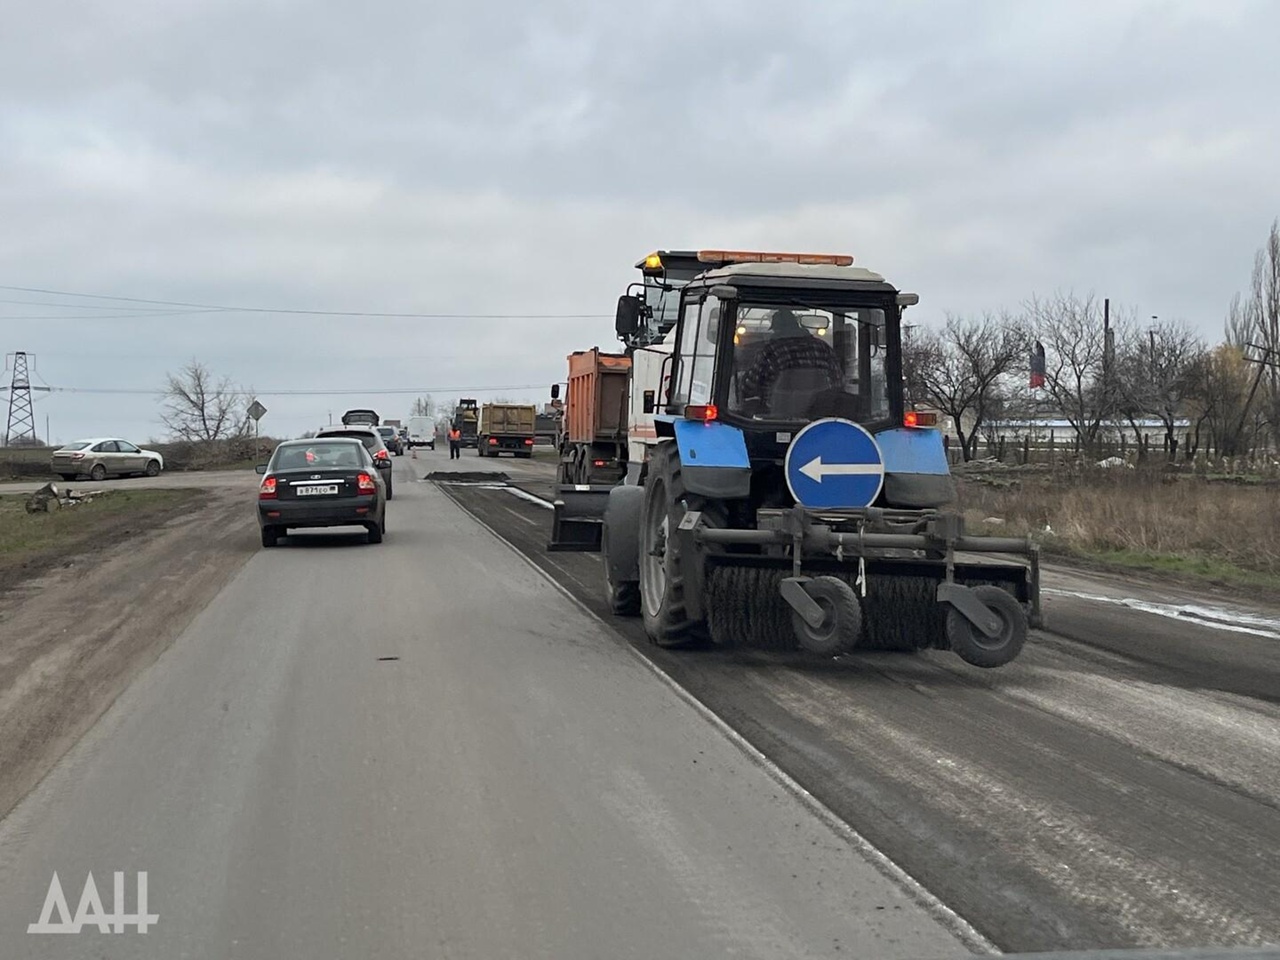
[70,452,85,460]
[357,472,377,493]
[374,449,390,460]
[258,476,278,499]
[524,438,535,445]
[488,438,498,445]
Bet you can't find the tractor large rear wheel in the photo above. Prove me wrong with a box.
[639,444,706,647]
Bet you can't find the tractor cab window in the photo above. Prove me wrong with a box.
[727,306,888,422]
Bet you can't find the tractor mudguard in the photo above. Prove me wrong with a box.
[672,419,751,499]
[875,427,957,508]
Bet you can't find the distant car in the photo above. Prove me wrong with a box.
[377,425,405,456]
[255,438,386,547]
[315,426,394,499]
[51,438,165,481]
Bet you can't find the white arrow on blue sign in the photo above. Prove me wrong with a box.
[784,417,885,509]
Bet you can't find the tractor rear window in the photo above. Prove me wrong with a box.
[728,306,888,422]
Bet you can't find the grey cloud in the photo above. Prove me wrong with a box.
[3,0,1280,442]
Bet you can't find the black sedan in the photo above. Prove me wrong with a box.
[315,426,395,498]
[377,425,405,456]
[256,438,387,547]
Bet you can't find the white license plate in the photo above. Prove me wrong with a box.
[297,484,340,496]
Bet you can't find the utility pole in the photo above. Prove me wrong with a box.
[4,352,52,446]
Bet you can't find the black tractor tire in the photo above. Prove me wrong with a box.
[639,443,707,647]
[946,584,1028,669]
[90,463,107,481]
[790,576,863,656]
[260,526,279,548]
[602,486,644,618]
[144,459,161,477]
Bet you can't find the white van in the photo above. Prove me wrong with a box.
[407,416,436,450]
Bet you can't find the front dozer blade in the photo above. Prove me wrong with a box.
[547,484,612,552]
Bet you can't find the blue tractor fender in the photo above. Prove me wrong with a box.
[669,418,752,499]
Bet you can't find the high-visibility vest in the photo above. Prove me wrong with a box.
[449,428,461,440]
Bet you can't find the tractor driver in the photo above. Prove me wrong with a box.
[735,308,844,418]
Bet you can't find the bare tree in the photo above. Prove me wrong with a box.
[410,396,435,418]
[159,360,248,443]
[902,312,1026,461]
[1027,292,1130,452]
[1185,344,1255,457]
[1114,320,1205,460]
[1220,219,1280,452]
[1247,220,1280,449]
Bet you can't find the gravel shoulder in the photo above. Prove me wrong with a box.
[0,487,256,820]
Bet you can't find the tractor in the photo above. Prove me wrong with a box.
[552,250,1041,666]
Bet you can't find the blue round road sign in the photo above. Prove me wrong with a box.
[784,418,885,509]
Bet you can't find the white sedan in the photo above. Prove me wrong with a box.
[50,438,166,481]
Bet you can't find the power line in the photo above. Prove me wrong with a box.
[0,284,608,319]
[0,309,230,321]
[1,383,549,397]
[0,297,217,313]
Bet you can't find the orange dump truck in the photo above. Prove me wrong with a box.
[556,348,631,484]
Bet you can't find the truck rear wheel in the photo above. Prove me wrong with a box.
[639,444,706,647]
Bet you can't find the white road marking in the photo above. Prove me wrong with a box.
[1044,589,1280,640]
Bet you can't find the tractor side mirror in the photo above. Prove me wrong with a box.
[643,390,656,414]
[615,295,642,337]
[897,292,920,309]
[709,284,739,300]
[551,383,560,400]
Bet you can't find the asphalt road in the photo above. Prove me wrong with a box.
[0,451,977,959]
[432,457,1280,954]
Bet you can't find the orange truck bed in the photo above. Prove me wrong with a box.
[564,348,631,445]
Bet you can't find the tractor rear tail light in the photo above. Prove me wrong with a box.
[904,411,938,428]
[684,404,718,423]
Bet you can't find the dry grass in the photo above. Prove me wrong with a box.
[957,468,1280,581]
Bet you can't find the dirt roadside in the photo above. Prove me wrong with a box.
[0,488,257,821]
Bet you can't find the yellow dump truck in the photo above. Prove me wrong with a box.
[477,403,537,459]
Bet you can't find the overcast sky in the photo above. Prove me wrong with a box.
[3,0,1279,443]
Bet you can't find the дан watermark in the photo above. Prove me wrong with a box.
[28,871,157,934]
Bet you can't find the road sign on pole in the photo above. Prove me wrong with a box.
[784,417,885,509]
[247,399,267,422]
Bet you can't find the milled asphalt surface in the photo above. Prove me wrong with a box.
[431,450,1280,953]
[0,452,975,959]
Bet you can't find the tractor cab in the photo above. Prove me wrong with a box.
[663,258,903,430]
